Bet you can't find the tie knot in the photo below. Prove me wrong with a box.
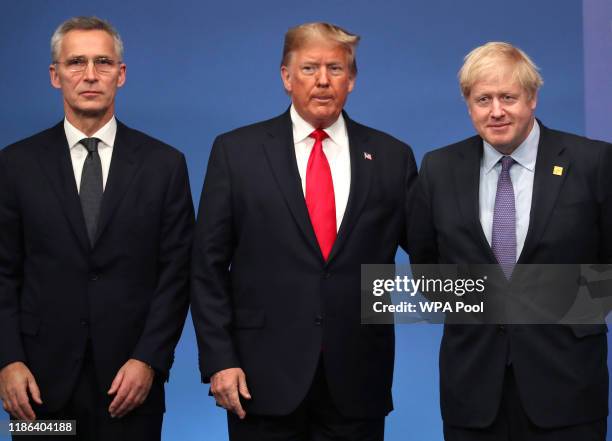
[500,155,515,172]
[309,129,329,144]
[79,137,100,154]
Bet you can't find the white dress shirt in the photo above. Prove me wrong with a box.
[290,105,351,231]
[64,116,117,193]
[479,120,540,259]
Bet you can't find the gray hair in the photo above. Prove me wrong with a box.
[50,16,124,62]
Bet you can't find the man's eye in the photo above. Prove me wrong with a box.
[67,58,85,66]
[477,96,489,104]
[329,65,343,74]
[503,95,516,102]
[96,58,113,66]
[302,65,315,74]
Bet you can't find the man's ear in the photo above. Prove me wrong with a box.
[49,64,61,89]
[280,65,292,94]
[529,90,538,111]
[347,73,355,94]
[116,63,127,88]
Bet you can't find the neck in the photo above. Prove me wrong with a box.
[292,107,340,130]
[65,108,114,137]
[494,144,518,156]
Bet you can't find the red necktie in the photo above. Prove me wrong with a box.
[306,129,337,260]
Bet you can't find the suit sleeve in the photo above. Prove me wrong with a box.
[399,145,419,254]
[131,153,195,379]
[407,152,439,264]
[597,142,612,263]
[0,151,26,369]
[585,142,612,304]
[190,136,239,382]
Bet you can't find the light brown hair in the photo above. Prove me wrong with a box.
[281,22,360,75]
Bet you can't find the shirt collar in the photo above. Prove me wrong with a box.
[64,116,117,150]
[482,119,540,174]
[289,104,347,148]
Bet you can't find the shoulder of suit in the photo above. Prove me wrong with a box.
[0,123,64,160]
[543,125,612,151]
[214,113,285,143]
[538,125,612,174]
[347,118,412,152]
[118,121,185,160]
[423,135,481,162]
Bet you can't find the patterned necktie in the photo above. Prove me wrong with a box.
[491,155,516,278]
[79,137,103,246]
[305,129,336,261]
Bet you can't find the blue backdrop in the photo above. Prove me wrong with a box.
[1,0,610,439]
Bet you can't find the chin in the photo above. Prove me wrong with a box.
[76,107,109,118]
[486,134,510,145]
[316,111,339,123]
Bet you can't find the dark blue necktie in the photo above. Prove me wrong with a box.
[79,137,103,245]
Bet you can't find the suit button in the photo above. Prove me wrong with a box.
[323,272,331,279]
[80,320,89,327]
[90,274,99,281]
[498,325,506,333]
[314,315,323,325]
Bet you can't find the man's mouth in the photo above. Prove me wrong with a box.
[488,122,510,129]
[312,96,333,103]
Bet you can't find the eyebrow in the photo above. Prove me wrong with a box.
[65,53,115,59]
[299,60,345,67]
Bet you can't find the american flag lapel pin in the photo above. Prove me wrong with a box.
[363,152,373,160]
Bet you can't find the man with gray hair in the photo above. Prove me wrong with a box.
[0,16,194,440]
[191,21,417,440]
[408,41,611,440]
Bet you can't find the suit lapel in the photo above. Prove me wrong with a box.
[326,115,373,264]
[261,111,321,257]
[261,111,374,264]
[518,124,568,263]
[453,136,497,263]
[37,122,91,253]
[95,121,140,244]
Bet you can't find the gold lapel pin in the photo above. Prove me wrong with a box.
[552,166,563,176]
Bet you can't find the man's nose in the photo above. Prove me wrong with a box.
[491,98,505,118]
[316,67,330,87]
[83,60,98,81]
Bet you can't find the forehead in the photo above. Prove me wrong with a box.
[60,29,117,56]
[290,39,349,63]
[470,68,524,94]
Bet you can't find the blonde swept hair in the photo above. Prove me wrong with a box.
[281,22,360,76]
[458,42,543,99]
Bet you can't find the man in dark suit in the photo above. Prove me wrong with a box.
[408,41,611,440]
[0,17,194,440]
[191,22,417,441]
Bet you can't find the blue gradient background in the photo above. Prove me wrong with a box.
[0,0,610,439]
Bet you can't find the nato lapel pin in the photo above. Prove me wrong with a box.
[552,165,563,176]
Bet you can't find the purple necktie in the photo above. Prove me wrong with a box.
[491,156,516,278]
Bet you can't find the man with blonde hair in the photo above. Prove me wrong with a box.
[409,41,611,440]
[0,16,194,440]
[191,21,417,440]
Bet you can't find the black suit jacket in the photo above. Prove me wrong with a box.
[408,122,611,428]
[0,121,194,414]
[191,110,417,418]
